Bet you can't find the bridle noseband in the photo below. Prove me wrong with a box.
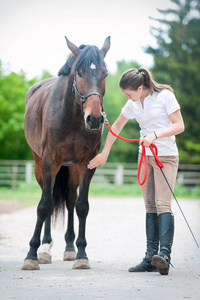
[73,72,103,113]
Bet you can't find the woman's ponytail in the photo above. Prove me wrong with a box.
[120,67,173,94]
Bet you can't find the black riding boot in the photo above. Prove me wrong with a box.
[129,213,159,272]
[152,212,174,275]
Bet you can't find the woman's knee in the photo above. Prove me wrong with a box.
[157,204,172,215]
[145,204,158,214]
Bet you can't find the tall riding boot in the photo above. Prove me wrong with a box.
[152,212,174,275]
[129,213,159,272]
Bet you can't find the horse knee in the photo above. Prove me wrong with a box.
[75,201,89,218]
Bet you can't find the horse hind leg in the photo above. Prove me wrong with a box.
[38,215,53,264]
[63,202,76,262]
[63,166,77,262]
[63,200,76,261]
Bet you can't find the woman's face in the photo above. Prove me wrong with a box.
[120,86,143,102]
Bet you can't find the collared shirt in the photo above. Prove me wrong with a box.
[121,89,180,156]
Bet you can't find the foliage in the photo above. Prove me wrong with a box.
[0,61,37,159]
[146,0,200,163]
[0,64,55,160]
[103,60,140,163]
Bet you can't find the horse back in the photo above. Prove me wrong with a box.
[25,78,57,106]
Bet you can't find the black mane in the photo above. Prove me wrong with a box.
[58,44,86,76]
[58,55,75,76]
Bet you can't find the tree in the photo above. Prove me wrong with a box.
[0,62,37,159]
[102,60,140,163]
[146,0,200,163]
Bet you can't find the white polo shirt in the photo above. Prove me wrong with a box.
[121,89,180,156]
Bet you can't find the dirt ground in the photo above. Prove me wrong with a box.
[0,197,200,300]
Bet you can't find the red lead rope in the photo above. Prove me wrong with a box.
[105,122,164,185]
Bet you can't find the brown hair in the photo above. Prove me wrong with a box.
[119,67,173,94]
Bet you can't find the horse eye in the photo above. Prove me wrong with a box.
[104,73,108,79]
[77,71,83,78]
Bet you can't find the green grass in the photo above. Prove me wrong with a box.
[90,182,200,198]
[0,181,41,205]
[0,181,199,204]
[89,182,143,197]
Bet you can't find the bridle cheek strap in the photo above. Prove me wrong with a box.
[73,73,103,113]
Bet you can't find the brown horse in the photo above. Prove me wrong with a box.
[21,36,110,270]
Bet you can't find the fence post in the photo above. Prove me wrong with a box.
[11,165,18,190]
[26,162,32,184]
[115,164,124,185]
[177,172,184,184]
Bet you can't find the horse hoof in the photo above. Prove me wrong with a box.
[38,243,53,264]
[21,259,40,270]
[63,251,76,261]
[38,252,52,264]
[73,259,91,269]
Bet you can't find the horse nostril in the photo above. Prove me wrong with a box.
[86,114,104,129]
[86,115,92,126]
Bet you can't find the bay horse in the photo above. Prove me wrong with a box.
[21,36,110,270]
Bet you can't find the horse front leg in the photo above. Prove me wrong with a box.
[21,163,58,270]
[73,169,94,269]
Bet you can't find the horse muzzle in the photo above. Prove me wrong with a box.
[85,114,104,130]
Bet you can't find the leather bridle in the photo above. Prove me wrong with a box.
[73,72,103,113]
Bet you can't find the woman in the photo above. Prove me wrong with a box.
[87,67,184,275]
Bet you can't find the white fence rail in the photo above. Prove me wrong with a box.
[0,160,200,189]
[0,160,34,189]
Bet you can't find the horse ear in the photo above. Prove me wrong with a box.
[65,36,81,58]
[100,36,111,58]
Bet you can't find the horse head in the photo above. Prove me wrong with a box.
[65,36,111,131]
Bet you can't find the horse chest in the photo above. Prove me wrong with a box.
[60,133,100,165]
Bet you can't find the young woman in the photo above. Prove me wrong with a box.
[87,67,184,275]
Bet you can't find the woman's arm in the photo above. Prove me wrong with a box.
[140,109,185,147]
[87,114,129,169]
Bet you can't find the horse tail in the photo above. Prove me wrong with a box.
[52,166,69,222]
